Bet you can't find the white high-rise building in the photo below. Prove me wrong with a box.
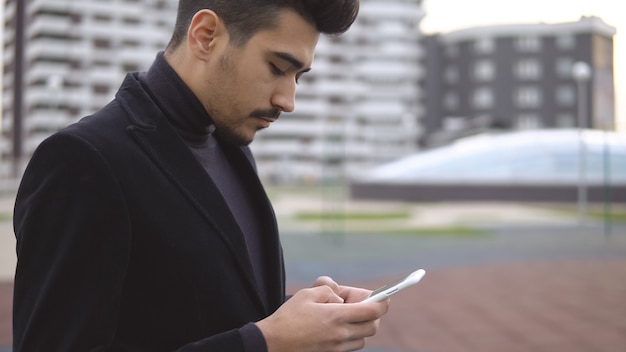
[2,0,426,182]
[252,0,425,183]
[2,0,177,176]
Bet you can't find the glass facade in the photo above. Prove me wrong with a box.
[359,129,626,185]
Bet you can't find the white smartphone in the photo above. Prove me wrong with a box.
[361,269,426,303]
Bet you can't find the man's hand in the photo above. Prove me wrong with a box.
[312,276,372,303]
[256,278,390,352]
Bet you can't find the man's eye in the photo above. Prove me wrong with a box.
[270,63,285,76]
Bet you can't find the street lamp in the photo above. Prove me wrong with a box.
[12,0,26,177]
[572,61,591,224]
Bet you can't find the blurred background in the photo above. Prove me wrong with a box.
[0,0,625,351]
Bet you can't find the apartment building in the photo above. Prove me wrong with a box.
[421,16,616,147]
[251,0,426,183]
[2,0,177,176]
[2,0,426,182]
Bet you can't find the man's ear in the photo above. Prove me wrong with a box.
[187,10,226,59]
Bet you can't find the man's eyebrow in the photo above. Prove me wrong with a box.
[272,51,310,72]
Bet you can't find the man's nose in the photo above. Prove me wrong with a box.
[271,80,296,113]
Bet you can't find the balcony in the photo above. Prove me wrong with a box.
[27,15,76,38]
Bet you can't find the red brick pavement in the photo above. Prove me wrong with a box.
[291,258,626,352]
[2,258,626,351]
[0,282,11,346]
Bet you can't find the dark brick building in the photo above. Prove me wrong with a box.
[421,16,616,147]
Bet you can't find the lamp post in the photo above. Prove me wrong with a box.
[12,0,26,177]
[572,61,591,224]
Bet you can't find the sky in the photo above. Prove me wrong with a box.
[0,1,622,131]
[420,0,624,132]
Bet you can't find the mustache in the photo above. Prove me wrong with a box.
[250,108,281,120]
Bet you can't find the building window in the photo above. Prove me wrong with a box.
[69,59,81,69]
[123,63,141,72]
[555,84,576,107]
[93,14,112,22]
[92,84,109,95]
[445,44,459,58]
[443,92,459,111]
[443,117,467,131]
[555,57,574,78]
[93,60,111,67]
[94,38,112,48]
[517,113,542,129]
[473,60,495,81]
[556,34,576,50]
[514,59,542,80]
[122,39,141,48]
[444,66,459,84]
[515,36,542,52]
[472,87,494,109]
[556,113,576,127]
[515,86,542,108]
[70,12,82,24]
[474,37,495,54]
[122,17,141,25]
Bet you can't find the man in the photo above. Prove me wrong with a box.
[12,0,390,351]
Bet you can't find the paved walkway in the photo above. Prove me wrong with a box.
[3,258,625,351]
[1,187,626,351]
[278,220,626,352]
[288,258,626,352]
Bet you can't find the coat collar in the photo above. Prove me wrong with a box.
[141,52,215,139]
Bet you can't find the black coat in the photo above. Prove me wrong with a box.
[13,71,285,351]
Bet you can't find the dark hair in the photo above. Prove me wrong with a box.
[166,0,359,50]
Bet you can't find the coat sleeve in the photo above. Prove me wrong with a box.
[12,132,258,351]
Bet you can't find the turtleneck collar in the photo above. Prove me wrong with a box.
[139,52,216,145]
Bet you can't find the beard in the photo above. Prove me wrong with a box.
[206,49,281,146]
[213,121,254,146]
[212,108,280,146]
[202,50,253,146]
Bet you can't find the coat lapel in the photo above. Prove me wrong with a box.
[116,75,269,312]
[223,143,285,310]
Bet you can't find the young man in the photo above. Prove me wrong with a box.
[12,0,390,351]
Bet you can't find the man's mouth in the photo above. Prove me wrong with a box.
[257,117,275,129]
[251,108,281,121]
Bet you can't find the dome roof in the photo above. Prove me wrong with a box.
[357,129,626,185]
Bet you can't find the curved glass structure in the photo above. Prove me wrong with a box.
[356,129,626,185]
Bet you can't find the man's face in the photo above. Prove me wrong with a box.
[203,10,319,146]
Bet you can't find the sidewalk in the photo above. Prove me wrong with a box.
[2,188,626,351]
[278,191,626,351]
[341,258,626,352]
[3,258,625,351]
